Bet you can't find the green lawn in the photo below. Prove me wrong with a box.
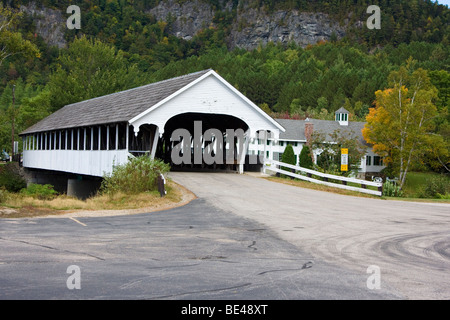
[402,171,450,199]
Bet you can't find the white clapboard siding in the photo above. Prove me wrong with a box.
[130,72,283,139]
[23,150,130,177]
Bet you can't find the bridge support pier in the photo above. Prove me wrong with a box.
[23,168,101,199]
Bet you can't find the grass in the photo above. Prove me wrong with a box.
[264,176,380,199]
[402,172,442,197]
[0,180,192,218]
[265,171,450,203]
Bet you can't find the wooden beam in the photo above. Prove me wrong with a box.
[115,124,119,150]
[150,126,159,159]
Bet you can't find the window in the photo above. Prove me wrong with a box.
[374,156,383,166]
[67,130,73,150]
[279,141,284,146]
[118,123,127,150]
[93,126,99,150]
[366,156,372,166]
[100,126,108,150]
[61,131,66,150]
[109,124,117,150]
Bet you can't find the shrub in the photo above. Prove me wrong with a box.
[383,180,403,197]
[281,144,296,178]
[422,175,450,198]
[101,156,170,195]
[21,184,58,200]
[0,162,26,192]
[299,145,313,169]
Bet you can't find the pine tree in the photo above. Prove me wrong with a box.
[299,145,313,169]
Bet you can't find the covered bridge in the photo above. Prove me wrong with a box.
[20,69,284,178]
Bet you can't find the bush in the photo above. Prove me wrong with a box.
[281,144,296,178]
[299,145,313,169]
[421,175,450,198]
[21,184,58,200]
[383,180,403,197]
[101,156,170,195]
[0,162,26,192]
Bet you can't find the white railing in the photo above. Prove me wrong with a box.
[23,149,131,177]
[263,159,383,196]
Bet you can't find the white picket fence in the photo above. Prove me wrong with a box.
[263,159,383,196]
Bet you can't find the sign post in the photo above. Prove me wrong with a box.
[341,148,348,172]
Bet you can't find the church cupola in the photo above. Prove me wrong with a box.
[335,107,349,126]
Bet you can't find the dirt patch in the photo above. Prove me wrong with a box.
[0,182,196,219]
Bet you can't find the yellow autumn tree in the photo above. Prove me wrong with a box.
[363,63,439,189]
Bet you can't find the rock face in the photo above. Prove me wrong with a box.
[230,8,346,49]
[149,1,346,49]
[18,0,346,50]
[20,1,67,48]
[149,0,217,41]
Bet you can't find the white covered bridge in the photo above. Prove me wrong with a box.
[20,69,284,179]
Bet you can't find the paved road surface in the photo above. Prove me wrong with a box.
[169,172,450,300]
[0,198,400,300]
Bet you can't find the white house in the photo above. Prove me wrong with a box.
[248,107,386,176]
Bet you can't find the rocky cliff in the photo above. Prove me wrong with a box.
[18,0,346,50]
[20,1,67,49]
[149,0,346,50]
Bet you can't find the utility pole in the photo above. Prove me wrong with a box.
[11,84,15,161]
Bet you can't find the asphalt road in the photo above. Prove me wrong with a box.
[1,172,448,300]
[169,172,450,300]
[1,179,402,300]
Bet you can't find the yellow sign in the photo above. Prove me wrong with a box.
[341,148,348,171]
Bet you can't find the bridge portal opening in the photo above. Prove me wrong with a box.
[158,113,251,172]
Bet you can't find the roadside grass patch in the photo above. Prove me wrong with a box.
[264,176,378,198]
[0,180,186,218]
[402,172,450,199]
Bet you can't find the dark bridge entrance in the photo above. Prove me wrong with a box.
[157,113,252,172]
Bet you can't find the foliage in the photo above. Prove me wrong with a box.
[20,183,58,200]
[0,4,40,68]
[363,62,441,188]
[101,156,170,195]
[0,79,49,153]
[382,180,403,197]
[0,186,7,203]
[0,162,26,192]
[47,36,146,111]
[311,129,366,176]
[280,143,296,177]
[299,145,313,169]
[420,175,450,199]
[0,1,448,178]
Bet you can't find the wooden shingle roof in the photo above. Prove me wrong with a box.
[21,69,211,135]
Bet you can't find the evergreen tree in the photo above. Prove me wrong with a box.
[299,145,313,169]
[281,144,296,177]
